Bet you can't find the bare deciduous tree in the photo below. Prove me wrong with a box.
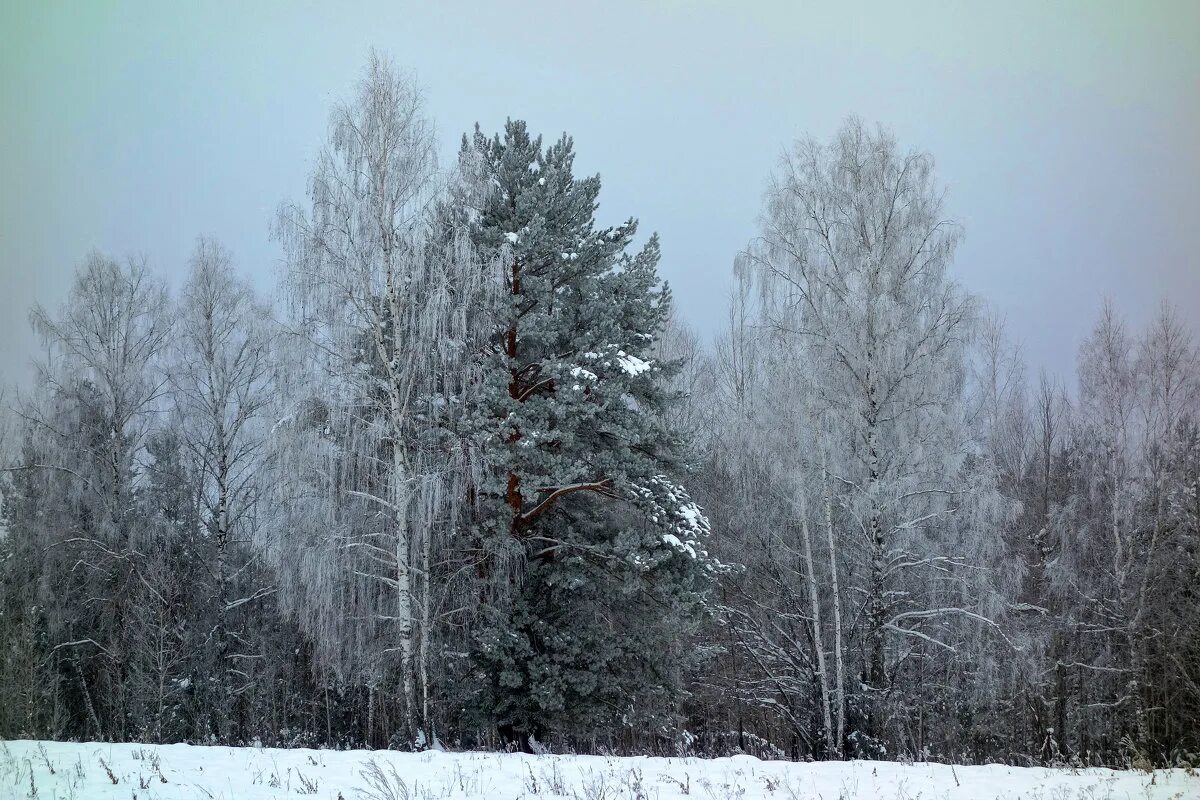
[23,253,172,739]
[171,237,276,738]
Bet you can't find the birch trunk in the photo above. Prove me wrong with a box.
[795,487,835,756]
[390,387,417,745]
[821,432,846,757]
[864,410,888,740]
[419,518,433,747]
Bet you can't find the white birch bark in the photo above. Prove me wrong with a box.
[820,428,846,757]
[794,485,834,756]
[272,53,496,746]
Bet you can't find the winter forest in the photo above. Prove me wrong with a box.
[1,54,1198,772]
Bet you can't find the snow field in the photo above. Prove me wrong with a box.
[3,740,1198,800]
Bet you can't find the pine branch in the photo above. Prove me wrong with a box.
[517,478,618,526]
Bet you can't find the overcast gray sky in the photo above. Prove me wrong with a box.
[2,1,1197,391]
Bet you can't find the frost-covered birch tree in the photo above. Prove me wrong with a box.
[273,54,493,747]
[1071,303,1144,752]
[170,237,276,739]
[699,267,848,758]
[1052,301,1199,762]
[1132,303,1199,755]
[20,253,172,739]
[742,117,1010,756]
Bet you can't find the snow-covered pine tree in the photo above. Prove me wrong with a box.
[460,120,715,750]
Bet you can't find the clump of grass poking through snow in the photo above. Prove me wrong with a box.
[358,757,410,800]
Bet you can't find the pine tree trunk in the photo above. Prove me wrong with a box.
[506,254,524,536]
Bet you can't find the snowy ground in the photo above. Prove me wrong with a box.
[2,740,1196,800]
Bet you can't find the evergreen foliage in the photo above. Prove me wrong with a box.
[459,120,715,747]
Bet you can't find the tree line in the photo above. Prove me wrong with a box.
[1,56,1196,767]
